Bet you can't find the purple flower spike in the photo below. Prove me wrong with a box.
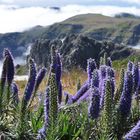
[132,63,139,92]
[35,67,47,91]
[107,57,112,67]
[37,126,46,140]
[118,71,133,118]
[127,61,133,71]
[91,70,99,88]
[88,88,100,119]
[50,47,62,104]
[78,89,91,103]
[24,58,36,103]
[37,87,50,140]
[99,65,107,79]
[11,82,19,104]
[3,49,14,85]
[124,120,140,140]
[110,78,115,99]
[0,57,8,91]
[72,83,89,103]
[87,58,97,85]
[107,67,115,78]
[100,79,107,108]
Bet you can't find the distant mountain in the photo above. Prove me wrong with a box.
[30,34,134,70]
[0,13,140,59]
[115,13,140,19]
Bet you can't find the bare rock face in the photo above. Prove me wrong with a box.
[127,24,140,45]
[30,34,133,70]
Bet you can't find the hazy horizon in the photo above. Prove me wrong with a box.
[0,0,140,33]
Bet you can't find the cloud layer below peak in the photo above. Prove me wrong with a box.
[0,4,140,33]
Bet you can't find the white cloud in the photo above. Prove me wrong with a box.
[1,0,140,7]
[121,0,140,4]
[0,4,140,33]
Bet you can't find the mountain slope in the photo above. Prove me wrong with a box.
[0,13,140,58]
[30,34,134,70]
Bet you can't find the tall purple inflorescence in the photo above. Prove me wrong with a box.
[99,65,107,79]
[127,61,133,71]
[72,83,89,103]
[56,53,62,104]
[118,71,133,118]
[107,67,115,78]
[88,88,100,119]
[107,57,112,67]
[3,48,14,85]
[11,82,19,104]
[0,57,8,92]
[110,78,115,99]
[124,120,140,140]
[99,65,107,108]
[91,70,99,88]
[51,46,62,104]
[132,62,139,92]
[24,58,36,103]
[35,67,47,91]
[37,87,50,140]
[87,58,97,85]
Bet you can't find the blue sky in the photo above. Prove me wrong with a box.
[0,0,140,33]
[0,0,140,7]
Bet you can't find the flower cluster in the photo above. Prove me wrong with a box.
[124,120,140,140]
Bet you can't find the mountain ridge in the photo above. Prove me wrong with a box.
[0,13,140,58]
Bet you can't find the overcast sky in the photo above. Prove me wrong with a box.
[0,0,140,33]
[1,0,140,7]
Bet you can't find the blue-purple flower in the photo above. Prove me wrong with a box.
[118,71,133,118]
[99,65,107,79]
[132,62,139,92]
[72,83,89,103]
[50,47,62,104]
[100,79,107,108]
[107,57,112,67]
[91,70,99,88]
[78,89,91,103]
[127,61,133,71]
[37,126,46,140]
[0,57,8,92]
[24,58,36,103]
[11,82,19,104]
[87,58,97,85]
[107,67,115,78]
[88,88,100,119]
[124,120,140,140]
[35,67,47,91]
[3,48,14,86]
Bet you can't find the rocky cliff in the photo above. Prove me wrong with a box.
[30,34,133,70]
